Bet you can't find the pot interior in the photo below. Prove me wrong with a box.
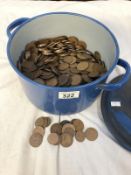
[9,13,118,70]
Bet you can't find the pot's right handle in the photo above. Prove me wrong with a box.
[7,17,29,38]
[97,58,131,91]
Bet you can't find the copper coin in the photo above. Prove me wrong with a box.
[71,119,84,131]
[63,56,76,64]
[81,74,91,83]
[68,36,78,44]
[60,133,73,147]
[46,77,58,86]
[50,123,62,135]
[77,53,90,60]
[94,51,101,60]
[60,120,70,127]
[75,131,85,142]
[85,128,98,141]
[70,63,77,68]
[47,133,60,145]
[62,123,75,132]
[35,117,51,128]
[78,41,87,49]
[71,74,82,86]
[88,72,99,78]
[58,74,70,86]
[58,63,69,71]
[33,126,45,136]
[29,133,43,147]
[77,62,89,71]
[63,127,75,137]
[34,78,45,85]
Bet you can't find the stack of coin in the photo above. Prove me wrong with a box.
[47,119,98,148]
[29,116,51,147]
[17,35,107,87]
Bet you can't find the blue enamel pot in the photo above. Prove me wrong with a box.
[7,12,131,115]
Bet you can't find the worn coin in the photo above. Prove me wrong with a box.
[85,128,98,141]
[47,133,60,145]
[71,119,84,131]
[33,126,45,136]
[68,36,78,44]
[58,74,70,86]
[77,62,89,71]
[34,78,45,85]
[46,77,58,86]
[60,133,73,147]
[58,63,69,71]
[62,123,75,132]
[50,123,62,135]
[75,131,85,142]
[63,127,75,137]
[78,40,87,49]
[63,56,76,64]
[29,133,43,147]
[71,74,82,86]
[35,117,51,128]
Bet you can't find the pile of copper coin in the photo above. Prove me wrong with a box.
[29,117,98,148]
[17,36,107,86]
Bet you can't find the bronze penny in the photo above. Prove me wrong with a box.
[88,72,99,78]
[75,131,85,142]
[94,51,101,60]
[81,73,91,83]
[63,127,75,137]
[33,126,45,136]
[70,63,77,68]
[50,123,62,135]
[63,56,76,64]
[62,123,75,132]
[60,133,73,147]
[29,133,43,147]
[78,40,87,49]
[71,119,84,131]
[58,74,70,86]
[47,133,60,145]
[35,117,51,128]
[85,128,98,141]
[77,53,90,60]
[34,78,45,85]
[58,63,69,71]
[77,62,89,71]
[68,36,78,44]
[71,74,82,86]
[46,77,58,86]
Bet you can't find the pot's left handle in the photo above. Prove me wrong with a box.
[7,17,29,38]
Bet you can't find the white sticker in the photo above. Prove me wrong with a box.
[58,91,80,99]
[111,101,121,107]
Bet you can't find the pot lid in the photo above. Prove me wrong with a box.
[101,74,131,151]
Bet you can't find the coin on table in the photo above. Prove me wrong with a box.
[75,131,85,142]
[47,133,60,145]
[63,127,75,137]
[63,56,76,64]
[46,77,58,86]
[35,117,51,128]
[29,133,43,147]
[62,123,75,132]
[60,120,70,127]
[50,123,62,135]
[77,62,89,71]
[60,133,73,147]
[85,128,98,141]
[33,126,45,136]
[71,119,84,131]
[71,74,82,86]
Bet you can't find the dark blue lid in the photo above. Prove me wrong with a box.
[101,75,131,151]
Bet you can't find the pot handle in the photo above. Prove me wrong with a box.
[97,58,131,90]
[7,17,29,38]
